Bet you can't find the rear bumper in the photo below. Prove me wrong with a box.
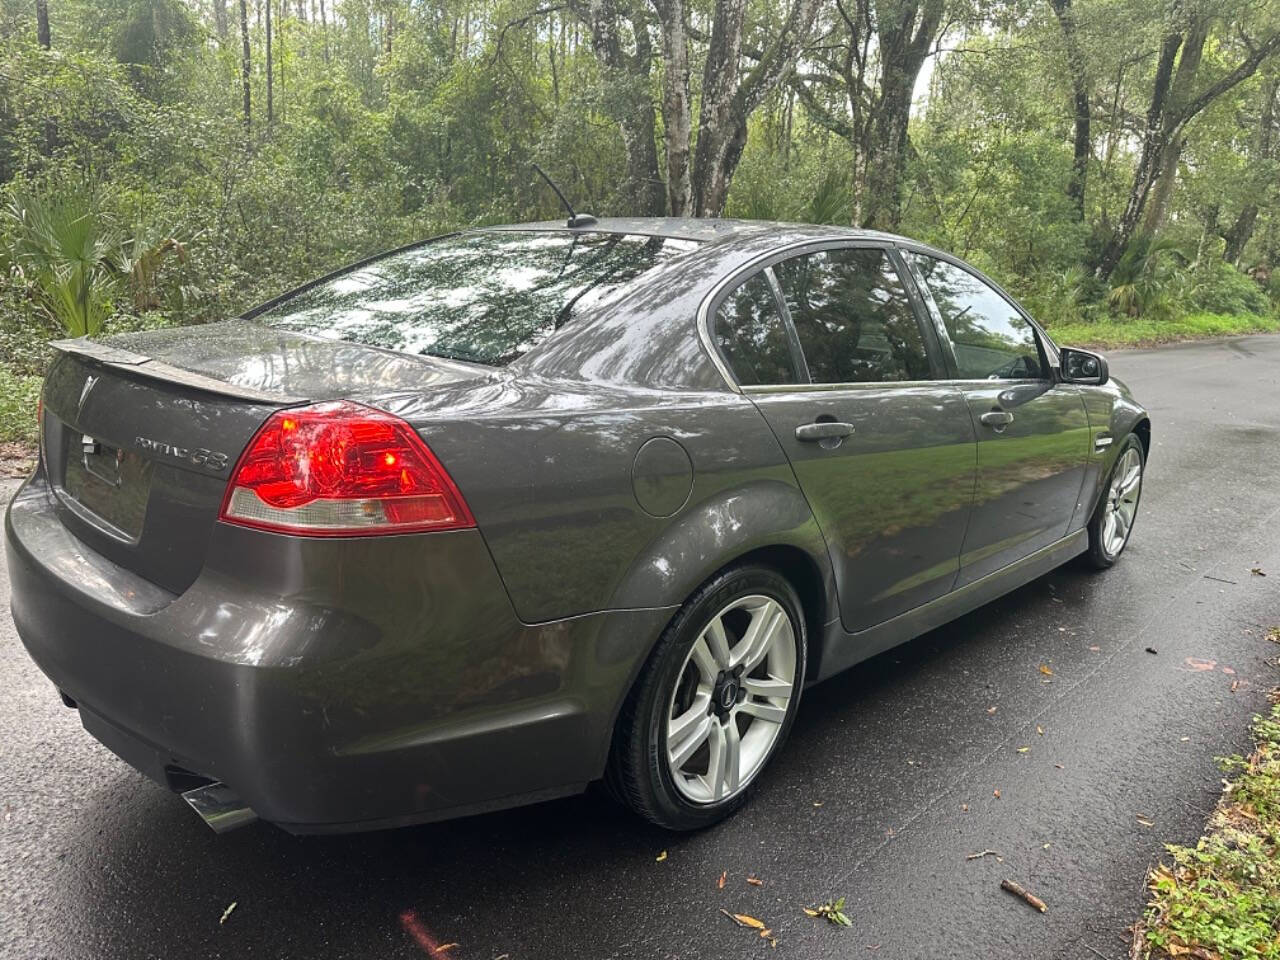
[5,474,673,832]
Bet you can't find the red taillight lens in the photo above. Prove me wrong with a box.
[219,401,475,536]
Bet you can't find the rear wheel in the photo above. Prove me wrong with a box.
[1085,433,1145,569]
[607,564,806,830]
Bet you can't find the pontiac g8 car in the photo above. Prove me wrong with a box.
[5,218,1148,833]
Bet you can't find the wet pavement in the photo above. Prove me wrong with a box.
[3,335,1279,960]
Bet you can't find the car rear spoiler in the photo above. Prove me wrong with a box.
[50,337,304,405]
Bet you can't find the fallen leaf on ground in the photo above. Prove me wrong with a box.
[1036,725,1044,736]
[1017,746,1030,753]
[813,801,823,807]
[1088,645,1101,652]
[747,875,764,887]
[1054,763,1064,769]
[655,850,667,862]
[1231,680,1240,693]
[1136,814,1155,827]
[220,902,237,925]
[987,706,998,715]
[993,789,1001,799]
[718,871,727,889]
[720,910,767,930]
[1252,567,1266,576]
[961,804,970,812]
[1038,664,1053,676]
[1180,736,1191,742]
[805,897,852,927]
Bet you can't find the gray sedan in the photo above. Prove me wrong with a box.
[4,218,1148,833]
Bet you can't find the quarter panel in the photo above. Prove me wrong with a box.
[381,378,821,623]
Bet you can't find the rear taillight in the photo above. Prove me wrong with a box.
[219,401,475,537]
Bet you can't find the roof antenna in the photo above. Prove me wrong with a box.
[533,163,597,228]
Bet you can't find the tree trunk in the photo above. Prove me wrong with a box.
[1094,30,1183,279]
[1050,0,1090,220]
[276,0,285,121]
[1095,25,1280,280]
[319,0,329,63]
[1223,205,1259,265]
[583,0,663,215]
[690,0,748,216]
[654,0,692,215]
[1220,76,1278,265]
[859,0,945,231]
[689,0,822,216]
[35,0,51,48]
[1141,18,1208,234]
[240,0,252,129]
[265,0,274,124]
[213,0,228,40]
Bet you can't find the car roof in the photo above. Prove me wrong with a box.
[477,217,909,247]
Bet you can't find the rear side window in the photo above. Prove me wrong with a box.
[774,247,931,383]
[906,253,1046,380]
[258,231,699,366]
[713,273,800,386]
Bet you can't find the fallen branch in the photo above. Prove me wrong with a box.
[1001,878,1047,912]
[966,849,1002,860]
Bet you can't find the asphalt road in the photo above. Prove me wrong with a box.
[3,335,1280,960]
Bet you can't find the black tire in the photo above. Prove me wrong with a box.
[606,563,808,831]
[1085,433,1145,570]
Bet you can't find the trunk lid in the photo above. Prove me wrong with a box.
[40,321,490,594]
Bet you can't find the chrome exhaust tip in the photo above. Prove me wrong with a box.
[181,782,258,833]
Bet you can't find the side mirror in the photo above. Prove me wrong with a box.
[1059,346,1109,386]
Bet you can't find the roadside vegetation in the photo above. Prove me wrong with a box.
[1137,687,1280,960]
[2,0,1280,460]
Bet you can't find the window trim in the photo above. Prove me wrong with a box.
[699,239,948,392]
[896,241,1060,383]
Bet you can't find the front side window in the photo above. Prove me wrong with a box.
[713,273,799,386]
[259,231,700,366]
[773,247,931,384]
[906,253,1045,380]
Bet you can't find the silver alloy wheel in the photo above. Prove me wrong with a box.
[1103,445,1143,558]
[664,595,796,804]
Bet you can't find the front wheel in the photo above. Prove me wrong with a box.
[1085,433,1145,569]
[607,564,807,830]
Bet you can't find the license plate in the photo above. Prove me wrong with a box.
[63,435,153,539]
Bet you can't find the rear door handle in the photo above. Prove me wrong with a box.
[795,421,856,442]
[980,410,1015,428]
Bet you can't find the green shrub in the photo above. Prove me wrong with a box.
[2,184,126,337]
[0,365,42,446]
[1188,261,1272,316]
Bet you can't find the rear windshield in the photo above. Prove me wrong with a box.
[257,230,701,366]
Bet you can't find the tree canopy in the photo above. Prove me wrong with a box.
[0,0,1278,342]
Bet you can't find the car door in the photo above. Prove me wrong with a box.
[708,243,977,633]
[901,249,1091,586]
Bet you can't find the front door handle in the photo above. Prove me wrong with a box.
[795,421,856,442]
[980,410,1015,429]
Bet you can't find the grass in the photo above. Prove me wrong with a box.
[1046,312,1280,350]
[1137,683,1280,960]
